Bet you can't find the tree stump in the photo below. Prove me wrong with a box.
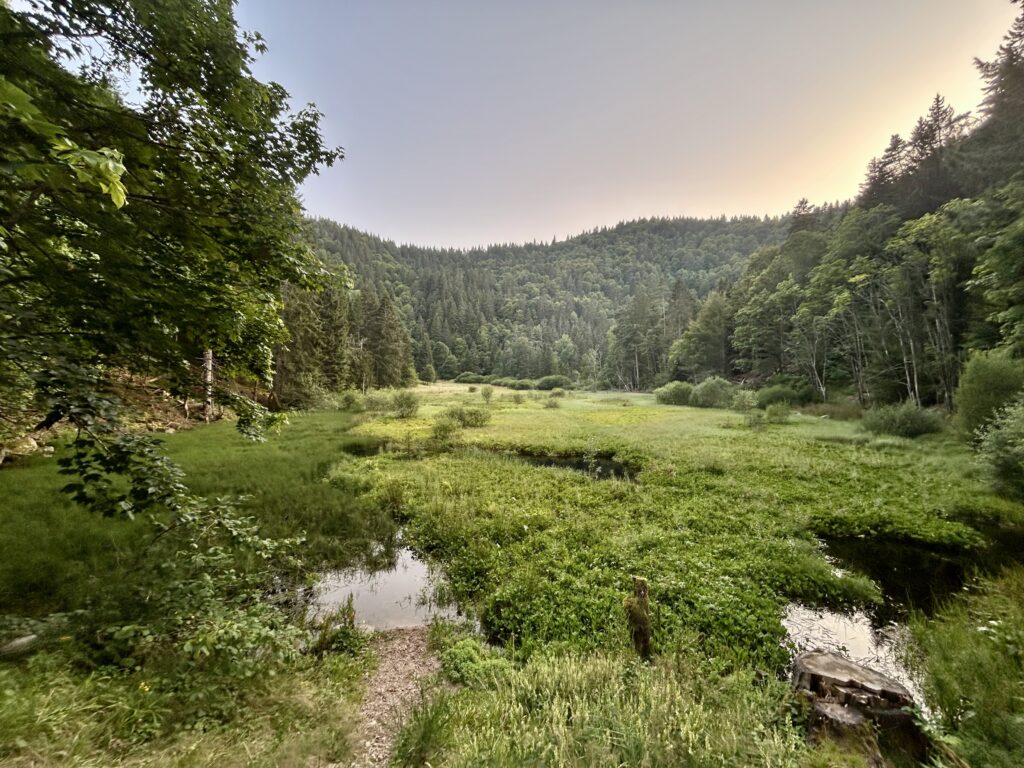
[623,576,652,661]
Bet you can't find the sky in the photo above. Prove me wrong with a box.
[235,0,1020,248]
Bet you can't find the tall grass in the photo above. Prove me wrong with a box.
[0,650,363,766]
[393,647,829,767]
[912,567,1024,768]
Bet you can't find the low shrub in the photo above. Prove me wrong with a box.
[438,637,511,686]
[337,390,364,412]
[862,402,944,438]
[363,392,390,412]
[765,403,790,424]
[756,385,799,409]
[691,377,735,408]
[955,351,1024,439]
[307,595,367,658]
[510,393,525,404]
[548,388,566,399]
[391,391,420,419]
[536,375,572,391]
[454,372,484,384]
[480,386,494,404]
[443,406,492,428]
[431,417,462,444]
[745,411,765,431]
[467,385,477,393]
[543,398,560,409]
[372,476,406,516]
[509,379,536,391]
[654,381,693,406]
[978,398,1024,499]
[731,390,757,412]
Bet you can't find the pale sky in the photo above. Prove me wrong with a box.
[236,0,1020,248]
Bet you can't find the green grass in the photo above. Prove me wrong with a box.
[0,650,363,767]
[911,567,1024,768]
[395,637,858,768]
[3,384,1024,766]
[0,411,391,617]
[348,386,1018,667]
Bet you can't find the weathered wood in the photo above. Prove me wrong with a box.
[793,649,913,709]
[793,650,927,765]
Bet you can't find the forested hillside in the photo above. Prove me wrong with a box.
[279,5,1024,410]
[274,213,793,402]
[317,216,787,385]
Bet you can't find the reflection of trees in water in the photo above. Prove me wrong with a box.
[826,527,1024,626]
[361,525,403,573]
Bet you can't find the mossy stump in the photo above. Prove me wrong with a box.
[623,576,652,661]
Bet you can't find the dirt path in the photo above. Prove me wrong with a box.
[349,627,439,767]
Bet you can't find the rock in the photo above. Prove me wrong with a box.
[0,634,39,659]
[164,428,176,434]
[4,436,38,457]
[42,445,55,456]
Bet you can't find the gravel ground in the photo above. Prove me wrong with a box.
[349,627,439,767]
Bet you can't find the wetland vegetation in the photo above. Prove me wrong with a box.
[5,383,1023,765]
[5,1,1024,766]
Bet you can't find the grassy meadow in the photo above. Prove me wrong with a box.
[2,382,1023,766]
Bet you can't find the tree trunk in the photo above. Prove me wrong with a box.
[203,348,214,423]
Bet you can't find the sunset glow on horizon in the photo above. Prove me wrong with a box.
[238,0,1020,248]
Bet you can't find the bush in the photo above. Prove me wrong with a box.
[731,390,757,412]
[438,637,511,686]
[510,393,525,405]
[542,398,560,409]
[654,381,693,406]
[536,375,572,391]
[308,595,367,658]
[391,391,420,419]
[338,390,363,412]
[862,402,944,438]
[442,406,491,428]
[548,388,566,399]
[363,392,390,412]
[454,372,484,384]
[979,398,1024,499]
[431,417,462,444]
[745,411,765,431]
[756,385,799,409]
[510,379,536,391]
[480,386,494,404]
[691,377,735,408]
[955,351,1024,439]
[765,403,790,424]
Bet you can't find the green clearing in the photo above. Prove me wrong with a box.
[1,411,395,617]
[356,387,1012,654]
[3,384,1023,766]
